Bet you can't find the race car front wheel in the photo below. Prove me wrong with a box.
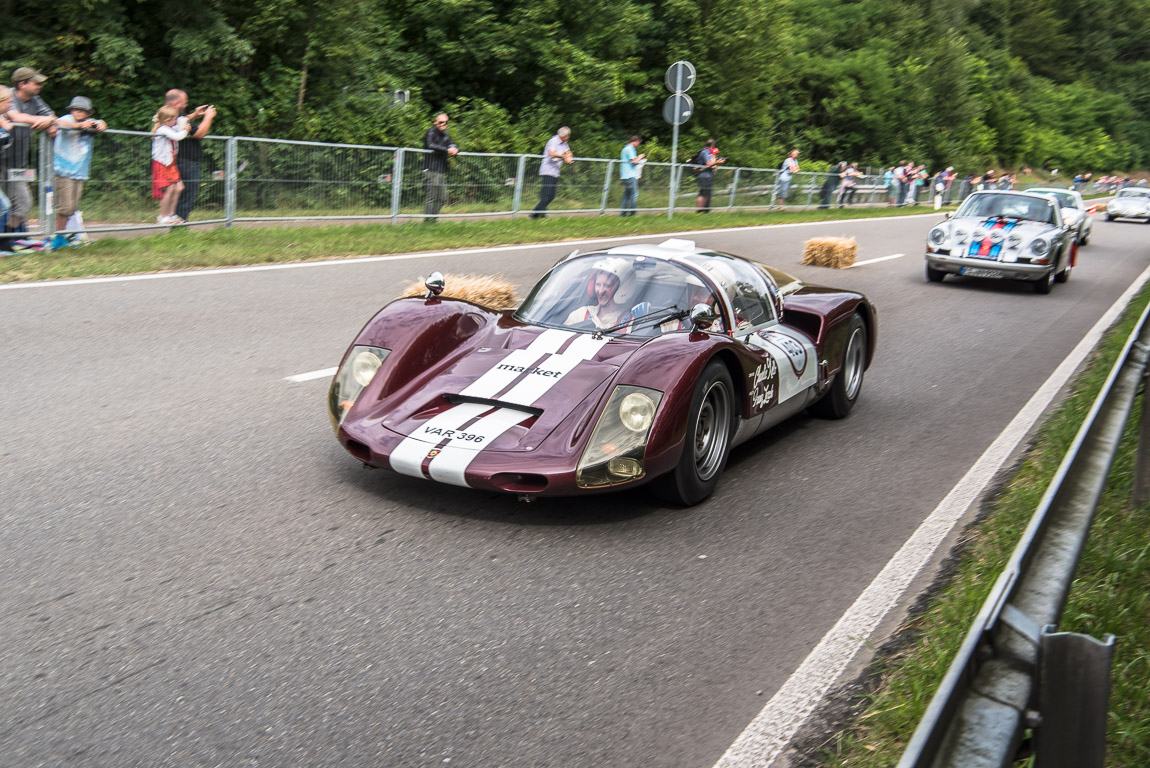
[809,314,867,419]
[653,360,734,506]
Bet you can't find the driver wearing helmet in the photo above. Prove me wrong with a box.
[565,257,641,330]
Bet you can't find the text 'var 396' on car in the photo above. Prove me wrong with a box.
[329,239,877,506]
[924,190,1078,294]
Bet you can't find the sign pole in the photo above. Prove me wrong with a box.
[663,61,695,220]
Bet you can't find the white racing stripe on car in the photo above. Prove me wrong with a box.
[428,408,537,486]
[388,402,492,479]
[498,337,611,407]
[459,329,577,399]
[389,329,609,485]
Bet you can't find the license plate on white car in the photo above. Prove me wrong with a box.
[961,267,1006,279]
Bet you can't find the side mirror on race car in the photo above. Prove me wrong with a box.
[690,302,717,331]
[425,271,446,298]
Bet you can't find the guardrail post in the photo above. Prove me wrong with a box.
[390,148,404,225]
[224,137,237,227]
[727,168,740,211]
[1034,627,1115,768]
[39,131,52,238]
[1134,342,1150,507]
[511,155,527,218]
[599,160,614,215]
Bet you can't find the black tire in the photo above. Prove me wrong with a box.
[1079,227,1090,245]
[1055,243,1075,283]
[1034,269,1055,294]
[925,264,946,283]
[1105,214,1114,221]
[808,314,867,419]
[652,360,735,506]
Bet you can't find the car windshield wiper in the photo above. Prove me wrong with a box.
[593,305,687,338]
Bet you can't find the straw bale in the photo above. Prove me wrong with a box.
[801,236,858,268]
[399,274,519,309]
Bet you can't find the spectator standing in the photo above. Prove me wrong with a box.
[0,86,14,234]
[618,135,644,216]
[52,96,105,248]
[422,113,457,222]
[894,162,909,205]
[529,127,572,219]
[775,148,799,209]
[838,162,860,206]
[820,162,845,208]
[151,106,187,224]
[164,90,215,223]
[692,138,725,212]
[882,166,896,206]
[941,166,956,204]
[4,67,56,238]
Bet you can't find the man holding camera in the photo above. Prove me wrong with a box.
[164,89,216,222]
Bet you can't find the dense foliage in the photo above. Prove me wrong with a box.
[4,0,1148,172]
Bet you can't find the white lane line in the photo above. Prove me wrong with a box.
[0,214,942,291]
[851,252,906,267]
[285,367,337,383]
[713,262,1150,768]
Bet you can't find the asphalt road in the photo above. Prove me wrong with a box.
[2,213,1148,768]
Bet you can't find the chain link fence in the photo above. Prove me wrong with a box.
[3,126,980,243]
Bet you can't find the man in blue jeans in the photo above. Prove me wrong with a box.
[619,135,644,216]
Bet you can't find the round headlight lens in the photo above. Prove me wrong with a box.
[929,227,947,245]
[619,392,656,433]
[1029,238,1050,256]
[352,349,384,386]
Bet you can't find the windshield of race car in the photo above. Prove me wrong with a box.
[1116,188,1150,198]
[1035,190,1077,208]
[515,252,778,337]
[957,193,1058,224]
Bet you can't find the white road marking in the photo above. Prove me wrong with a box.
[0,214,942,291]
[285,367,337,382]
[851,252,906,267]
[713,262,1150,768]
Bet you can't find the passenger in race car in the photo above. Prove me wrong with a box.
[660,275,726,333]
[564,257,642,330]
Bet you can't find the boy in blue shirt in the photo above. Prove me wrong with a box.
[53,96,105,248]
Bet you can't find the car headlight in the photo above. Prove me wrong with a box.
[328,345,390,432]
[1029,237,1050,256]
[928,227,948,246]
[577,385,664,488]
[619,392,656,432]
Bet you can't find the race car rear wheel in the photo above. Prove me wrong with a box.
[653,360,734,506]
[808,313,867,419]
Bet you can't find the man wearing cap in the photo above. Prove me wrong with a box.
[4,67,57,237]
[52,96,105,248]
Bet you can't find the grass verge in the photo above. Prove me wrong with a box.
[0,205,932,284]
[812,283,1150,767]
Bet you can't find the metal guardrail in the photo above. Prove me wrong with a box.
[898,298,1150,768]
[2,125,975,241]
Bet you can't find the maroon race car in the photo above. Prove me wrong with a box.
[329,239,877,505]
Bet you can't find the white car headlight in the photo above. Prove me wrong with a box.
[619,392,657,432]
[929,227,948,246]
[1029,237,1050,256]
[329,345,390,431]
[577,385,664,487]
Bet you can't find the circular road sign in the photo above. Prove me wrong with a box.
[663,93,694,126]
[665,61,696,93]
